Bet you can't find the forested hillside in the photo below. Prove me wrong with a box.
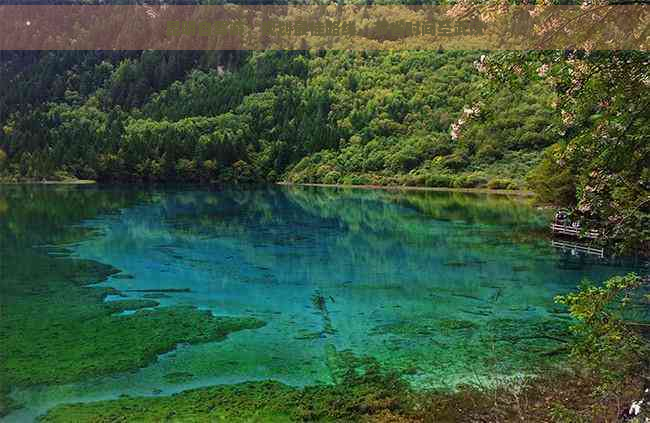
[0,49,556,189]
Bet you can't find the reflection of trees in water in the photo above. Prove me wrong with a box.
[110,186,547,254]
[0,185,153,249]
[287,186,546,225]
[94,186,561,300]
[285,186,551,263]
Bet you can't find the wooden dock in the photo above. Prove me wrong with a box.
[550,223,600,239]
[551,239,605,258]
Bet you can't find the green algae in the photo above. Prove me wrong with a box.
[0,187,267,417]
[105,299,160,313]
[40,382,299,422]
[0,251,265,416]
[40,350,413,423]
[163,372,195,384]
[371,318,479,338]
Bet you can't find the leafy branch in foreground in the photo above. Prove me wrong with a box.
[555,273,648,392]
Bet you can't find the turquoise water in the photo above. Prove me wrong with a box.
[1,185,644,421]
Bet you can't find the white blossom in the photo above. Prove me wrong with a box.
[537,64,549,77]
[630,399,644,416]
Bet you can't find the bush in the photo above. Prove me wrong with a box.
[200,160,218,181]
[487,178,517,190]
[176,159,197,181]
[51,170,74,181]
[476,144,504,163]
[526,144,576,205]
[342,174,371,185]
[425,174,454,187]
[555,274,647,389]
[386,148,421,173]
[232,160,256,183]
[322,171,341,185]
[454,175,488,188]
[443,153,469,171]
[403,174,426,187]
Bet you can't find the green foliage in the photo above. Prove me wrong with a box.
[487,178,517,190]
[526,144,576,206]
[486,50,650,254]
[555,274,647,387]
[1,50,555,190]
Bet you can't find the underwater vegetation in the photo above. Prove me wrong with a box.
[40,348,415,423]
[38,344,650,423]
[0,249,265,417]
[0,187,266,417]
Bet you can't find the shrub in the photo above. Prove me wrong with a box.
[487,178,517,190]
[454,175,488,188]
[176,159,197,181]
[341,174,371,185]
[232,160,256,183]
[322,171,341,185]
[403,174,426,187]
[200,160,218,181]
[52,170,74,181]
[526,144,576,205]
[425,174,454,187]
[476,144,504,163]
[386,148,421,173]
[443,153,469,171]
[555,274,647,390]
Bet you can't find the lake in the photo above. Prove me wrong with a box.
[0,185,642,421]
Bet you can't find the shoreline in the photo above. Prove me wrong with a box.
[278,181,535,197]
[0,179,96,185]
[0,179,534,197]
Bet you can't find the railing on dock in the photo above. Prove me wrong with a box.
[551,239,605,258]
[550,223,600,239]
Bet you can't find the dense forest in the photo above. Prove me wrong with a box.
[0,49,555,187]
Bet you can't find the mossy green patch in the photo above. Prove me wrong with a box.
[105,299,160,313]
[0,250,265,417]
[41,349,414,423]
[164,372,195,384]
[371,318,479,338]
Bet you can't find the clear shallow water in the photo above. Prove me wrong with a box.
[1,185,644,421]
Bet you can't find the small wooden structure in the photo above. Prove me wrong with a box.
[550,209,600,239]
[550,223,600,239]
[551,239,605,258]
